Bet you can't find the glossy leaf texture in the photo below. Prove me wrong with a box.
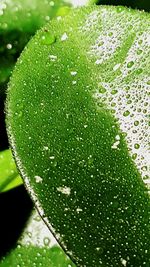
[7,5,150,267]
[0,149,22,192]
[0,209,75,267]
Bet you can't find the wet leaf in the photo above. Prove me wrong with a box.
[7,5,150,266]
[0,209,75,267]
[0,149,22,192]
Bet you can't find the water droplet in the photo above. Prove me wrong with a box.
[50,1,55,6]
[95,59,101,65]
[111,89,118,95]
[134,120,139,126]
[108,32,113,37]
[132,153,137,160]
[98,41,104,47]
[96,247,104,254]
[49,55,57,61]
[43,237,50,246]
[6,43,12,49]
[134,143,140,149]
[27,231,32,238]
[41,32,56,45]
[49,156,55,160]
[121,258,127,266]
[18,111,23,118]
[57,186,71,195]
[116,6,124,12]
[138,39,143,45]
[141,166,147,171]
[61,32,68,41]
[72,80,77,85]
[136,68,143,75]
[51,160,57,167]
[35,175,43,183]
[113,63,121,71]
[147,80,150,85]
[123,110,130,117]
[99,87,106,94]
[137,49,142,55]
[70,71,77,76]
[127,61,134,68]
[76,207,83,213]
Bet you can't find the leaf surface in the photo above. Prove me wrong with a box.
[7,5,150,266]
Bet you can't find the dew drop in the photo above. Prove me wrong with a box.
[35,175,43,183]
[96,247,104,254]
[136,68,143,75]
[43,237,50,246]
[6,43,12,49]
[137,49,142,55]
[41,32,56,45]
[57,186,71,195]
[141,166,147,171]
[134,120,139,126]
[49,55,57,61]
[61,32,68,41]
[18,111,23,118]
[99,87,106,94]
[111,89,118,95]
[146,80,150,85]
[134,143,140,149]
[116,6,124,12]
[127,61,134,68]
[123,110,130,117]
[98,41,104,47]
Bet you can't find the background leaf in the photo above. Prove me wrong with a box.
[95,0,150,12]
[0,149,22,192]
[0,208,75,267]
[0,0,70,85]
[0,0,71,152]
[0,186,33,259]
[7,5,150,267]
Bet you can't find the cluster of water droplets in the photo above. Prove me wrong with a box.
[81,8,150,191]
[0,208,75,266]
[94,77,149,183]
[19,210,57,248]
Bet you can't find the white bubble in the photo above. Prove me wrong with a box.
[57,186,71,196]
[61,33,68,41]
[35,176,43,183]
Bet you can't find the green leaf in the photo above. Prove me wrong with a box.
[0,209,75,267]
[0,0,71,150]
[0,0,70,85]
[0,149,22,192]
[7,5,150,266]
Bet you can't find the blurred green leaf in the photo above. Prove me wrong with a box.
[0,0,71,85]
[7,5,150,266]
[0,0,71,151]
[95,0,150,12]
[0,149,22,192]
[0,210,75,266]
